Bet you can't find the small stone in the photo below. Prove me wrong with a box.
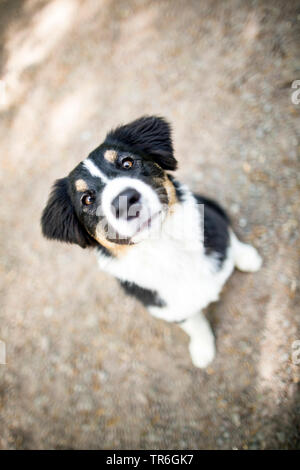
[279,353,289,363]
[40,336,49,352]
[230,203,240,215]
[263,103,272,112]
[243,162,251,173]
[276,432,285,443]
[232,413,241,427]
[98,370,108,382]
[43,306,53,318]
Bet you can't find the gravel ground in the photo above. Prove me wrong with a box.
[0,0,299,449]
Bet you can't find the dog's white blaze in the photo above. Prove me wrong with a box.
[84,159,109,182]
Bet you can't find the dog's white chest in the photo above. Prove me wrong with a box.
[97,195,235,321]
[98,236,234,321]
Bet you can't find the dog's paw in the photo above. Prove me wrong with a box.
[234,243,262,273]
[188,337,216,368]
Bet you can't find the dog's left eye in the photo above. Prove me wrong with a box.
[81,194,95,206]
[121,157,134,170]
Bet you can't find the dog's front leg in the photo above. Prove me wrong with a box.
[148,306,215,368]
[179,312,215,368]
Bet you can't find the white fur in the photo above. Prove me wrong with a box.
[231,231,262,272]
[84,159,109,182]
[97,185,262,368]
[180,312,216,368]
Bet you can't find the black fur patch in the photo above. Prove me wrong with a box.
[41,177,109,256]
[194,194,230,265]
[104,116,177,171]
[195,194,230,224]
[119,280,165,308]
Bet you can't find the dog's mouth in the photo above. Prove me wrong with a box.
[106,210,162,245]
[135,211,161,235]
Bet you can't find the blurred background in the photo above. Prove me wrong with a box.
[0,0,299,449]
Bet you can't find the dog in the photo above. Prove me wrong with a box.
[41,116,262,368]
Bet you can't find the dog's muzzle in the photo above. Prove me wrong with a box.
[101,177,162,240]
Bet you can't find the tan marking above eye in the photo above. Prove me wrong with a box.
[104,149,117,163]
[75,179,88,192]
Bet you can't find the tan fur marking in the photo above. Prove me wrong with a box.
[104,149,117,163]
[94,224,129,257]
[75,179,88,192]
[164,176,177,209]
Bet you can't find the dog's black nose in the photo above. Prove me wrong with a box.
[111,188,141,220]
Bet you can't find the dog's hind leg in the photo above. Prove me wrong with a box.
[230,231,262,273]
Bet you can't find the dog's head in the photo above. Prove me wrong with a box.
[41,116,178,251]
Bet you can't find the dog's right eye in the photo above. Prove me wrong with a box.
[81,194,95,206]
[121,157,134,170]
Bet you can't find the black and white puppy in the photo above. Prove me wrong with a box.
[41,116,262,368]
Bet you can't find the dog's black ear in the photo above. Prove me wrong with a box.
[105,116,177,170]
[41,178,96,248]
